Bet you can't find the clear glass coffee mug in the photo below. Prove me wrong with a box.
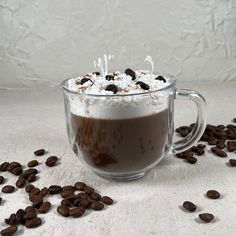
[61,75,207,181]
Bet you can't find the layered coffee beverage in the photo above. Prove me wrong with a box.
[66,67,172,174]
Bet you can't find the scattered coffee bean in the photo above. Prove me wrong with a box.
[101,196,113,205]
[84,186,94,194]
[45,156,58,167]
[229,159,236,167]
[39,202,51,214]
[48,185,62,194]
[0,225,18,236]
[6,165,14,172]
[125,68,136,80]
[23,210,37,220]
[197,144,206,149]
[206,190,220,199]
[155,75,166,83]
[208,139,217,145]
[27,174,36,183]
[0,175,5,184]
[105,84,118,94]
[136,81,150,90]
[91,201,104,211]
[10,162,21,168]
[5,214,17,225]
[185,156,197,164]
[16,209,25,224]
[16,178,26,188]
[105,74,114,81]
[74,182,86,191]
[215,149,227,157]
[211,147,218,153]
[183,201,196,212]
[11,167,23,176]
[24,168,38,176]
[27,160,39,168]
[0,162,9,172]
[34,149,45,156]
[25,217,42,228]
[29,188,40,196]
[199,213,214,223]
[61,199,72,207]
[32,199,43,209]
[63,185,75,192]
[78,199,90,208]
[69,207,85,218]
[40,187,48,196]
[2,185,15,193]
[90,192,101,201]
[25,184,35,193]
[57,205,70,217]
[61,190,74,198]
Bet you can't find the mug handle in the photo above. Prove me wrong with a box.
[169,89,207,154]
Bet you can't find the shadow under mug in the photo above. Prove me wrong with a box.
[61,74,207,181]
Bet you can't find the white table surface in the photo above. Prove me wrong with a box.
[0,81,236,236]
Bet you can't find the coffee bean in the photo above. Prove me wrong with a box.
[215,149,227,157]
[211,147,218,153]
[84,186,94,194]
[23,210,37,220]
[74,182,86,191]
[91,201,104,211]
[5,214,17,225]
[0,175,5,184]
[125,68,136,80]
[90,192,101,201]
[45,156,58,167]
[101,196,113,205]
[57,205,70,217]
[233,118,236,123]
[48,185,62,194]
[34,149,45,156]
[206,190,220,199]
[105,75,114,81]
[155,75,166,83]
[16,178,26,188]
[25,206,36,213]
[6,165,14,172]
[61,190,74,198]
[0,162,9,171]
[61,199,72,207]
[175,153,184,159]
[208,139,217,145]
[63,185,75,192]
[86,196,96,203]
[40,187,48,196]
[183,201,196,212]
[27,160,39,168]
[179,130,189,137]
[185,156,197,164]
[136,81,150,90]
[24,168,38,176]
[25,217,42,228]
[1,225,18,236]
[197,144,206,149]
[25,184,35,193]
[16,209,25,224]
[78,199,90,208]
[105,84,118,94]
[229,159,236,167]
[69,207,85,218]
[2,185,15,193]
[11,167,23,176]
[0,197,2,205]
[29,188,40,196]
[38,202,51,214]
[10,162,21,168]
[73,198,82,207]
[32,199,43,209]
[216,142,226,149]
[199,213,214,223]
[29,193,43,203]
[27,174,36,182]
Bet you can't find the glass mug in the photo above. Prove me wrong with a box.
[61,74,207,181]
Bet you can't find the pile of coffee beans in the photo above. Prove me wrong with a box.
[182,189,221,223]
[175,119,236,165]
[0,149,113,236]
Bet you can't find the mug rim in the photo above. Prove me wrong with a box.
[61,73,176,98]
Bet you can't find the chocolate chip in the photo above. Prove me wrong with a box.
[25,184,35,193]
[38,202,51,214]
[34,149,45,156]
[16,178,26,188]
[206,190,220,199]
[57,205,70,217]
[199,213,214,223]
[91,201,104,211]
[45,156,58,167]
[0,225,18,236]
[125,68,136,80]
[136,81,150,90]
[27,160,39,168]
[69,207,85,218]
[155,75,166,83]
[183,201,196,212]
[25,217,42,228]
[0,175,5,184]
[101,196,113,205]
[215,149,227,157]
[229,159,236,167]
[105,74,114,81]
[2,185,15,193]
[74,182,86,191]
[48,185,62,194]
[105,84,118,94]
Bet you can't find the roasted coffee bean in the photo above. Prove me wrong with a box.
[25,184,35,193]
[24,168,38,176]
[57,205,70,217]
[0,225,18,236]
[32,199,43,209]
[78,199,90,208]
[84,186,94,194]
[196,148,205,156]
[29,193,43,203]
[101,196,113,205]
[16,209,25,224]
[73,198,82,207]
[197,144,206,149]
[38,202,51,214]
[183,201,196,212]
[74,182,86,191]
[25,217,42,228]
[215,149,227,157]
[29,188,40,196]
[6,165,14,172]
[48,185,62,194]
[27,160,39,168]
[45,156,58,167]
[61,199,72,207]
[125,68,136,80]
[211,147,218,153]
[216,142,226,149]
[206,190,220,199]
[5,214,17,225]
[227,141,236,152]
[191,146,198,153]
[23,210,37,220]
[175,153,184,159]
[86,196,96,203]
[63,185,75,192]
[2,185,15,193]
[66,195,79,203]
[208,139,217,145]
[185,156,197,164]
[77,192,88,199]
[11,167,23,176]
[16,178,26,188]
[0,197,2,205]
[199,213,214,223]
[0,175,5,184]
[27,174,36,182]
[179,130,189,137]
[69,206,85,218]
[105,84,118,94]
[10,162,21,168]
[182,150,194,158]
[105,74,114,81]
[233,118,236,123]
[61,190,74,198]
[0,162,9,171]
[80,78,90,85]
[229,159,236,167]
[25,206,36,213]
[40,187,48,196]
[136,81,150,90]
[93,71,100,76]
[91,201,104,211]
[155,75,166,83]
[90,192,101,201]
[34,149,45,156]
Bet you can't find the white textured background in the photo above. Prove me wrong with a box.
[1,0,236,88]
